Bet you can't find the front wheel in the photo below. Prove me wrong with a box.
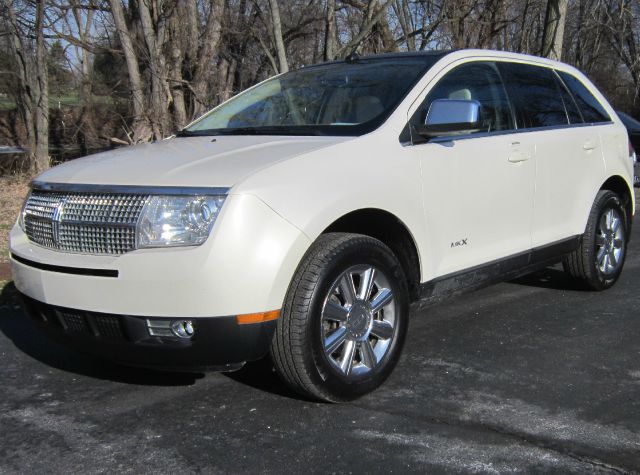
[563,190,629,290]
[270,233,409,402]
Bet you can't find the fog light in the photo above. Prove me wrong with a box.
[146,318,195,339]
[171,320,194,338]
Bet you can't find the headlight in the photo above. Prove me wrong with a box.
[137,195,226,248]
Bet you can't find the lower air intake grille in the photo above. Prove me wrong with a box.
[94,315,126,340]
[24,298,128,342]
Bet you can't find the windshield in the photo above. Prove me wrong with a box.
[184,57,440,137]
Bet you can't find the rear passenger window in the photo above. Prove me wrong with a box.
[554,73,582,124]
[498,62,568,128]
[410,61,514,136]
[557,71,611,123]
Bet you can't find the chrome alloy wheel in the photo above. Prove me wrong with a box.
[321,265,396,378]
[596,208,625,275]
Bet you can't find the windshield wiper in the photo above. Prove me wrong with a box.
[175,129,221,137]
[218,126,325,136]
[176,126,327,137]
[175,127,281,137]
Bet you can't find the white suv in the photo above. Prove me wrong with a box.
[9,50,635,402]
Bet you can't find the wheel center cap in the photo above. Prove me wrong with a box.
[606,233,615,252]
[347,302,372,340]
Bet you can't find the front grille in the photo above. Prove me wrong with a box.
[23,190,149,255]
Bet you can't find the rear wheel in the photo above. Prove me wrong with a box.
[563,190,628,290]
[270,233,409,402]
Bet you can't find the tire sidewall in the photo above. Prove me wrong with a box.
[588,192,628,289]
[301,237,409,401]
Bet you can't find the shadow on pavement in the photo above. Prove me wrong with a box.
[510,266,588,291]
[223,356,303,400]
[0,263,587,397]
[0,282,203,386]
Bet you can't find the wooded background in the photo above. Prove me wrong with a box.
[0,0,639,174]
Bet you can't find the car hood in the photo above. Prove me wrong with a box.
[37,135,351,188]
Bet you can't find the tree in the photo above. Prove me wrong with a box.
[603,0,640,106]
[3,0,640,173]
[1,0,49,172]
[47,40,73,95]
[324,0,337,60]
[189,0,226,117]
[541,0,568,60]
[108,0,152,142]
[268,0,288,72]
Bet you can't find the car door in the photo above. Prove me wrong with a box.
[498,63,608,247]
[408,61,535,278]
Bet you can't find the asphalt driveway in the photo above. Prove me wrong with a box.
[1,217,639,473]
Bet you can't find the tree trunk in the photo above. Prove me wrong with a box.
[33,0,49,172]
[3,0,49,172]
[541,0,568,60]
[516,0,531,53]
[71,3,95,156]
[337,0,395,57]
[137,0,170,139]
[324,0,337,60]
[191,0,226,117]
[269,0,289,72]
[394,0,416,51]
[108,0,151,142]
[376,5,397,52]
[168,34,188,130]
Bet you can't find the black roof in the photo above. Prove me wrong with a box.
[299,50,452,71]
[355,50,453,60]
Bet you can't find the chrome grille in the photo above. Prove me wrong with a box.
[24,218,55,248]
[61,194,145,224]
[23,190,149,255]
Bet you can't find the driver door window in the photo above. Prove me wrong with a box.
[409,62,515,142]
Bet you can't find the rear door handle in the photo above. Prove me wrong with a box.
[583,141,598,151]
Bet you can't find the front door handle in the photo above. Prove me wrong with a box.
[508,142,531,163]
[508,153,529,163]
[583,141,598,151]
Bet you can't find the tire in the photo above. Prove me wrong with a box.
[563,190,629,290]
[270,232,409,402]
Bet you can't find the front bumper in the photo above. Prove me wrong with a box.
[21,294,276,370]
[9,193,311,317]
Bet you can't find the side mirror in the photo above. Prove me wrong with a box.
[417,99,482,139]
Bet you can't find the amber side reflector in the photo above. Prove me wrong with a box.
[236,310,280,325]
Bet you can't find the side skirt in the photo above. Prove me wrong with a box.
[416,235,581,309]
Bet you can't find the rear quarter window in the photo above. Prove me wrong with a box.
[557,71,611,123]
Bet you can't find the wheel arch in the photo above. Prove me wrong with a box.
[600,175,634,226]
[322,208,422,301]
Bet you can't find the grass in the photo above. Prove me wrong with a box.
[0,94,126,111]
[0,174,31,265]
[0,94,80,110]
